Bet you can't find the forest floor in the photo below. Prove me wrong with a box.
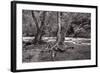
[22,37,91,63]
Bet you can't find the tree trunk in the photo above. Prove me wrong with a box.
[34,30,41,43]
[31,11,40,31]
[57,12,65,45]
[31,11,46,44]
[49,12,66,52]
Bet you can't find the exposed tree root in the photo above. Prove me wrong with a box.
[42,42,74,61]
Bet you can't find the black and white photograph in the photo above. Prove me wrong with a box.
[11,1,97,72]
[22,10,91,62]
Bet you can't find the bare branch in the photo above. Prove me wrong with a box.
[31,11,40,30]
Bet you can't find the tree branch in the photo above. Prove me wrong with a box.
[31,11,40,31]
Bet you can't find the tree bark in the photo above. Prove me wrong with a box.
[31,11,46,44]
[57,12,65,45]
[31,11,40,31]
[49,12,66,52]
[48,12,66,61]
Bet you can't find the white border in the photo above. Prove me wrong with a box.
[16,4,96,70]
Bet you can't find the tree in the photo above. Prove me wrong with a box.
[31,11,46,44]
[47,12,67,60]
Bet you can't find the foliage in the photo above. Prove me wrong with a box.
[22,10,91,38]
